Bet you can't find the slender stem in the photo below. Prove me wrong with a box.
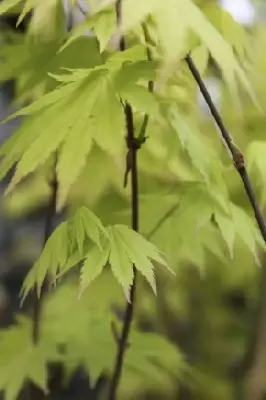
[76,1,87,17]
[32,160,58,344]
[142,24,153,92]
[107,2,140,400]
[25,158,58,399]
[185,54,266,400]
[138,23,154,142]
[185,55,266,243]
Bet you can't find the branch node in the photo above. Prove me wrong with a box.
[232,146,245,171]
[123,136,147,188]
[185,53,266,243]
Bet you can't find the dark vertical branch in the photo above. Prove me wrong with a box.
[26,156,58,400]
[32,166,58,344]
[107,2,141,400]
[32,156,58,343]
[138,23,154,141]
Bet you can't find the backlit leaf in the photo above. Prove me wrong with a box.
[107,225,170,298]
[0,0,22,16]
[108,226,134,300]
[91,76,125,155]
[21,207,107,299]
[72,206,107,251]
[215,211,235,259]
[56,89,97,208]
[93,7,116,52]
[118,0,255,102]
[79,239,110,295]
[231,204,264,265]
[0,317,60,400]
[119,84,159,116]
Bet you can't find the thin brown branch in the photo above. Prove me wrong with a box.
[185,54,266,400]
[185,55,266,243]
[138,23,154,142]
[32,157,58,344]
[107,2,140,399]
[27,157,58,400]
[76,1,88,17]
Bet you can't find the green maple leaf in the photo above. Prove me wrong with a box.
[125,330,185,382]
[61,6,116,53]
[0,316,60,400]
[108,227,135,300]
[0,48,161,208]
[79,238,111,295]
[119,0,255,102]
[63,313,116,386]
[177,182,223,232]
[90,75,126,156]
[72,206,106,254]
[21,221,70,300]
[0,34,103,102]
[202,2,249,61]
[119,84,159,116]
[231,204,265,265]
[214,202,265,264]
[16,0,37,26]
[107,224,171,299]
[42,279,118,385]
[214,211,235,259]
[247,140,266,184]
[113,60,157,91]
[42,281,118,385]
[21,207,107,300]
[27,0,66,43]
[107,44,147,64]
[139,182,228,269]
[0,0,23,17]
[0,65,125,208]
[56,111,94,209]
[168,108,214,177]
[79,224,171,300]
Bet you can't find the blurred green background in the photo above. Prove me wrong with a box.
[0,0,266,399]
